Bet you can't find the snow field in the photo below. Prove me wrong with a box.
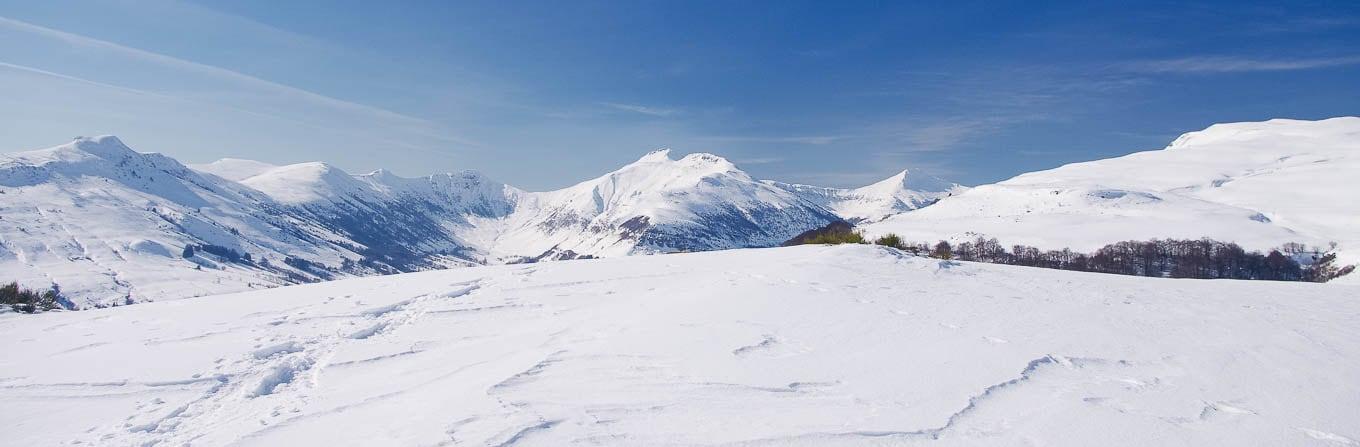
[2,244,1357,446]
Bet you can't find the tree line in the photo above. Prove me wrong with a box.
[182,243,252,263]
[886,235,1352,282]
[786,223,1353,282]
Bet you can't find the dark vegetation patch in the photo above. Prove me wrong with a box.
[1,282,66,313]
[787,222,1352,282]
[183,243,251,263]
[872,234,1353,283]
[782,221,864,246]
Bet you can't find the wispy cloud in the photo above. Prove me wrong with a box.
[730,156,785,165]
[0,14,478,153]
[1250,17,1360,34]
[0,61,161,97]
[0,17,414,124]
[1123,55,1360,74]
[852,64,1148,154]
[698,135,843,145]
[887,119,998,152]
[600,102,679,117]
[865,112,1046,154]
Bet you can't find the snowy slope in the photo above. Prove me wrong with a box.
[2,244,1357,446]
[230,162,514,269]
[769,169,967,223]
[0,137,375,307]
[867,117,1360,264]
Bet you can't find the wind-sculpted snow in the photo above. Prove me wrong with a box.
[867,117,1360,269]
[2,245,1357,446]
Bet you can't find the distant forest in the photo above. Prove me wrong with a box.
[789,223,1354,282]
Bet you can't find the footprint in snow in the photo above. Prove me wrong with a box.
[732,335,779,357]
[1299,428,1356,445]
[983,336,1009,344]
[1197,401,1256,421]
[1209,402,1254,415]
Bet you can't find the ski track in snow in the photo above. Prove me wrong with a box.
[61,279,486,446]
[2,245,1358,446]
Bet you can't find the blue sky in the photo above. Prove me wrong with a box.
[1,0,1358,189]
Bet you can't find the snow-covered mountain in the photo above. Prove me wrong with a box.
[768,168,967,223]
[489,149,841,260]
[4,244,1357,446]
[0,140,923,307]
[7,116,1354,307]
[225,160,517,269]
[0,136,384,307]
[208,149,842,263]
[866,117,1360,266]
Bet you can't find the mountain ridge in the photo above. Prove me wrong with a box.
[0,137,950,306]
[6,116,1354,306]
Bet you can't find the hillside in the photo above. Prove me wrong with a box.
[866,117,1360,266]
[2,244,1356,446]
[0,136,373,306]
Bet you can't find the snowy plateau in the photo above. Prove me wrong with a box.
[2,245,1358,446]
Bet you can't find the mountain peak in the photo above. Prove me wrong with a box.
[364,168,403,182]
[72,135,127,147]
[239,161,362,204]
[69,135,136,160]
[625,150,737,172]
[191,158,280,181]
[880,169,910,186]
[636,148,672,163]
[858,168,959,195]
[679,152,733,166]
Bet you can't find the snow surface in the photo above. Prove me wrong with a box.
[866,117,1360,266]
[2,244,1357,446]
